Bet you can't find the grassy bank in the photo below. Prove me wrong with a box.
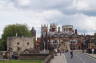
[0,60,43,63]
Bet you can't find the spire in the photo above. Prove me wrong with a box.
[31,27,36,37]
[58,26,60,32]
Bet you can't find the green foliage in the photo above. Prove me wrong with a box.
[2,24,32,39]
[0,60,43,63]
[0,38,7,51]
[0,24,32,51]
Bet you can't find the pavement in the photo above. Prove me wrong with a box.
[50,51,96,63]
[50,53,67,63]
[86,54,96,59]
[65,52,96,63]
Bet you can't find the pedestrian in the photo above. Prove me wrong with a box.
[70,50,73,59]
[92,48,94,54]
[54,49,57,56]
[59,48,61,56]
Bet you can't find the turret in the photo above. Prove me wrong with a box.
[75,29,77,35]
[50,24,57,32]
[31,27,36,37]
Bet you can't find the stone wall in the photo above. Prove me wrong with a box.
[18,54,49,60]
[7,37,34,53]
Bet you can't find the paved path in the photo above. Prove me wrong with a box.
[88,54,96,58]
[50,51,96,63]
[65,51,96,63]
[50,53,67,63]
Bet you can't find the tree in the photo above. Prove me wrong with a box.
[0,24,32,51]
[0,39,5,50]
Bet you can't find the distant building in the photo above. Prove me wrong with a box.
[62,25,74,35]
[85,35,96,49]
[7,37,34,53]
[41,24,84,50]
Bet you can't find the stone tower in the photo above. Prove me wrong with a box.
[41,24,48,50]
[49,24,57,32]
[41,24,48,37]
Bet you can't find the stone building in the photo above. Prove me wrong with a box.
[41,24,84,51]
[85,35,96,49]
[7,37,34,53]
[62,25,74,35]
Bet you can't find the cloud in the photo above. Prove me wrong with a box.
[0,0,96,37]
[64,0,96,16]
[71,0,96,11]
[0,8,96,36]
[13,0,96,10]
[0,0,96,16]
[15,0,31,7]
[13,0,96,16]
[14,0,71,9]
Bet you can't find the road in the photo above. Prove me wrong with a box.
[50,51,96,63]
[65,51,96,63]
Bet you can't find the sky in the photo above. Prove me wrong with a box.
[0,0,96,37]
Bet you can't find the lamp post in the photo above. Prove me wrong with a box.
[58,33,60,49]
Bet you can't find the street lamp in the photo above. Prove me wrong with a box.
[58,33,60,49]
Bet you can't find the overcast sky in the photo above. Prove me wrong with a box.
[0,0,96,37]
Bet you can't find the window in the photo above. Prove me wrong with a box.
[17,42,20,45]
[27,42,29,45]
[17,47,21,51]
